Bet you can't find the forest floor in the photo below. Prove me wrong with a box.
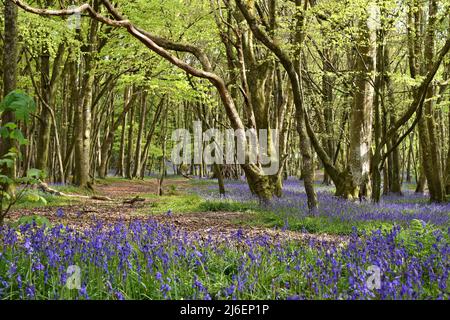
[7,177,348,245]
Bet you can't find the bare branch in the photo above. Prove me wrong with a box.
[10,0,129,27]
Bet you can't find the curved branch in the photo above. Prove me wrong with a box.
[374,35,450,161]
[9,0,245,132]
[101,0,212,71]
[379,111,420,171]
[10,0,129,27]
[235,0,340,181]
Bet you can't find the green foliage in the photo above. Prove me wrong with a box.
[166,184,178,195]
[396,219,447,258]
[251,210,396,235]
[21,191,48,206]
[0,90,36,123]
[0,91,43,222]
[144,194,202,214]
[199,200,257,213]
[149,143,164,158]
[12,215,52,228]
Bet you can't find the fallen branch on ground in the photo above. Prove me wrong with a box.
[122,196,146,206]
[180,172,192,179]
[37,181,113,201]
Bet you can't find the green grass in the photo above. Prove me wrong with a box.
[139,194,205,214]
[198,199,258,213]
[249,210,397,235]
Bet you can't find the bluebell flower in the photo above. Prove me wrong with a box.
[115,291,125,300]
[25,284,35,299]
[56,208,64,218]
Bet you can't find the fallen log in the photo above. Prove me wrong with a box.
[180,172,192,179]
[37,180,113,201]
[122,196,146,206]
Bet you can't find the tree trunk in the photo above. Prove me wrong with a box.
[348,3,377,200]
[446,103,450,195]
[384,45,402,194]
[133,90,147,177]
[117,112,127,177]
[405,133,413,183]
[98,87,135,178]
[418,0,445,202]
[36,49,51,172]
[322,48,334,186]
[213,164,226,196]
[125,99,135,179]
[0,0,18,199]
[73,8,98,188]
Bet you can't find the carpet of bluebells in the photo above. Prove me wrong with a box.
[0,179,449,300]
[196,178,450,227]
[0,218,449,300]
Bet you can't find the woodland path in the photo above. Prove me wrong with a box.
[8,178,348,245]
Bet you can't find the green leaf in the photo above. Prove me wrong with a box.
[27,168,44,179]
[0,127,10,138]
[3,123,17,130]
[24,191,47,204]
[15,215,51,228]
[0,90,36,122]
[0,158,15,168]
[38,196,48,205]
[24,192,41,202]
[2,151,17,159]
[0,191,11,201]
[410,219,425,234]
[0,174,14,185]
[10,129,28,145]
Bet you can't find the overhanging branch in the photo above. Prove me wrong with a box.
[9,0,245,132]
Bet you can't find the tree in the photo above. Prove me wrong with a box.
[1,0,18,192]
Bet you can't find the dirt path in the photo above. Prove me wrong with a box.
[152,211,347,245]
[8,178,348,245]
[95,180,159,198]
